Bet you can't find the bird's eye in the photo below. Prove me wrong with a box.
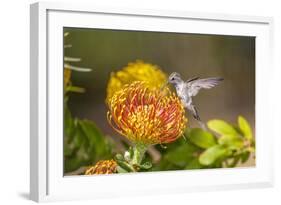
[171,77,175,81]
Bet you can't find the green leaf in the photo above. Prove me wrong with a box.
[116,160,135,172]
[184,158,202,170]
[125,147,134,161]
[115,154,124,161]
[116,166,128,173]
[64,106,74,137]
[72,126,85,148]
[199,145,228,166]
[188,128,217,149]
[63,138,73,156]
[140,161,152,170]
[227,156,241,167]
[241,151,250,163]
[79,120,103,141]
[128,147,134,158]
[238,116,253,140]
[78,120,109,157]
[164,143,201,167]
[218,135,243,150]
[64,118,114,173]
[207,120,239,137]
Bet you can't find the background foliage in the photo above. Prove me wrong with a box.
[154,116,254,171]
[64,104,115,173]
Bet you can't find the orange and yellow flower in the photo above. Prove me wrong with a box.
[106,60,167,104]
[107,81,187,145]
[85,160,117,175]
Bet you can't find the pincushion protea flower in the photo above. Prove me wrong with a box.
[106,60,167,104]
[107,81,187,145]
[85,160,117,175]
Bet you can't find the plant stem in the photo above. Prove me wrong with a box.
[131,143,147,165]
[66,86,85,93]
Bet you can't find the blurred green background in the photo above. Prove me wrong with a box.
[64,28,255,132]
[64,27,255,172]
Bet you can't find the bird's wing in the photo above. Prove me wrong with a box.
[186,77,223,96]
[186,77,200,83]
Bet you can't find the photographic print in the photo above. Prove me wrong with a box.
[63,28,255,176]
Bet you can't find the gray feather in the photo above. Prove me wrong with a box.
[187,77,223,96]
[186,77,199,83]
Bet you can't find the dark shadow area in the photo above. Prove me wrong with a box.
[17,192,29,200]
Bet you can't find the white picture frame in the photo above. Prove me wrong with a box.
[30,2,274,202]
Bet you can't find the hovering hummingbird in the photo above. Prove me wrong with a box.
[167,72,223,129]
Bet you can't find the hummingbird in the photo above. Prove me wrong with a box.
[167,72,223,129]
